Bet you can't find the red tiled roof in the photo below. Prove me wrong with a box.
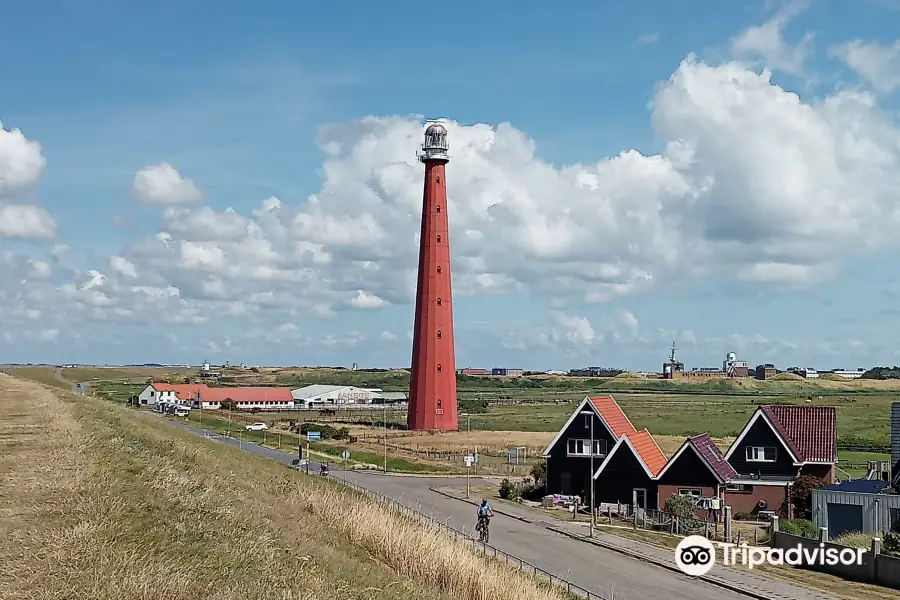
[589,395,637,438]
[150,383,294,403]
[152,383,210,399]
[627,429,667,476]
[761,405,836,463]
[688,433,737,482]
[202,386,294,402]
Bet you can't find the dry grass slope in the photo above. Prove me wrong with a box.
[0,374,569,600]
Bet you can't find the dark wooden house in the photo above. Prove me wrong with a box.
[542,395,636,500]
[592,428,667,510]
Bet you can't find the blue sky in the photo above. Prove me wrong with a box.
[2,0,900,371]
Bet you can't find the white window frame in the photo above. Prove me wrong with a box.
[746,446,777,462]
[678,488,703,498]
[566,438,606,456]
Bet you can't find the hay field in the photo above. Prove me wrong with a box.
[0,374,567,600]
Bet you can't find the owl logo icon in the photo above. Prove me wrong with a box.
[675,535,716,576]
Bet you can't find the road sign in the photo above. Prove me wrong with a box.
[307,431,321,441]
[473,452,479,463]
[341,450,351,460]
[464,455,475,467]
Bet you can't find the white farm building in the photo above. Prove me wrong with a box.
[291,385,384,407]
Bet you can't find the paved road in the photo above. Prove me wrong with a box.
[54,368,88,395]
[156,416,752,600]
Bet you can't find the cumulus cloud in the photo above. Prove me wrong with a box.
[0,120,46,196]
[3,50,900,355]
[830,39,900,93]
[730,1,814,75]
[619,310,639,335]
[0,204,57,239]
[131,163,203,204]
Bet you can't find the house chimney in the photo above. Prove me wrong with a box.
[891,402,900,487]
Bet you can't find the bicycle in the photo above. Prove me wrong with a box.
[476,517,490,543]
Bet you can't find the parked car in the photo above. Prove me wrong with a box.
[245,422,268,431]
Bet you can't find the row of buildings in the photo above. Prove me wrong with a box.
[137,382,407,410]
[542,396,837,518]
[661,344,869,381]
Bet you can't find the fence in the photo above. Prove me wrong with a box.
[595,504,768,546]
[772,528,900,589]
[332,474,605,599]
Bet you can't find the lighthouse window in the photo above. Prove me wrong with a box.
[436,298,442,306]
[436,176,441,183]
[436,205,441,213]
[436,235,441,243]
[437,330,442,339]
[437,399,442,408]
[436,266,441,273]
[437,364,442,372]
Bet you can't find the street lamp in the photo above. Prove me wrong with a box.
[580,409,595,538]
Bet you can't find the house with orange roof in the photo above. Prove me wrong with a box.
[541,395,638,500]
[592,428,668,511]
[137,382,295,410]
[138,382,211,406]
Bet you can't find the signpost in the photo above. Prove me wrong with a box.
[342,449,351,470]
[307,431,319,474]
[464,454,475,498]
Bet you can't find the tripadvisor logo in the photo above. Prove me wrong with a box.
[674,535,867,576]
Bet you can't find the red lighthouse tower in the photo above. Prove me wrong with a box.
[407,122,458,431]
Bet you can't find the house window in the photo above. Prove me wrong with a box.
[436,298,442,306]
[746,446,777,462]
[437,330,442,339]
[436,266,441,273]
[436,235,441,242]
[583,414,591,428]
[436,205,441,213]
[726,484,754,492]
[566,439,606,456]
[678,488,703,498]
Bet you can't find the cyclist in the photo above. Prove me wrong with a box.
[476,498,494,534]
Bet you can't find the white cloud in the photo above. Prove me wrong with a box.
[830,39,900,93]
[619,310,639,335]
[109,256,138,278]
[349,290,386,309]
[0,204,57,239]
[551,312,596,346]
[380,330,398,341]
[0,120,46,196]
[636,32,659,45]
[3,49,900,354]
[730,1,814,75]
[131,162,203,204]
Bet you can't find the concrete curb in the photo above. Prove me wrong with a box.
[428,487,535,524]
[546,526,770,600]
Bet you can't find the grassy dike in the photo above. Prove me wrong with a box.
[0,374,568,600]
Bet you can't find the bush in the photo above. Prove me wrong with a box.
[779,518,817,538]
[883,531,900,556]
[790,474,826,520]
[295,422,350,441]
[662,493,698,517]
[498,479,521,500]
[832,531,875,548]
[733,511,755,521]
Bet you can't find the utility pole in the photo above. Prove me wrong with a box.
[581,409,595,537]
[383,404,388,472]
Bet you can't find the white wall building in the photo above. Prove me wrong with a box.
[291,385,384,407]
[830,369,866,379]
[137,384,188,405]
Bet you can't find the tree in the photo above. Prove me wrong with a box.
[221,397,235,410]
[790,474,827,519]
[663,493,698,517]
